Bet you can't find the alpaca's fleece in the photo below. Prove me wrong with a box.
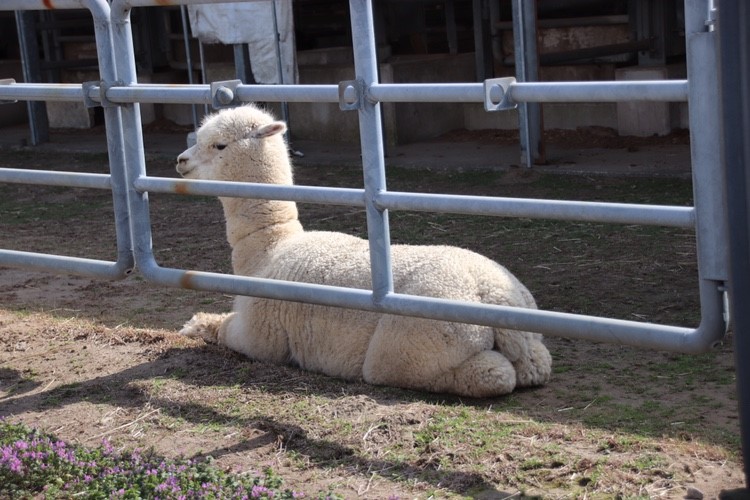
[177,104,552,397]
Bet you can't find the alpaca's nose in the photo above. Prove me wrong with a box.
[176,153,191,175]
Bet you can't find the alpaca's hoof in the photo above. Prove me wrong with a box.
[178,312,228,344]
[513,341,552,387]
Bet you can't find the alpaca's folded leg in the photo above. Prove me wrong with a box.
[512,339,552,388]
[179,312,233,344]
[430,350,517,397]
[493,329,552,388]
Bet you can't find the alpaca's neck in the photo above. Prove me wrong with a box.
[221,196,303,273]
[222,196,302,248]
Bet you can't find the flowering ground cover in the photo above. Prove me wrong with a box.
[0,421,324,498]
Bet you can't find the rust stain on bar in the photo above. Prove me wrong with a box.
[174,182,189,195]
[155,0,175,5]
[43,0,55,9]
[179,270,197,289]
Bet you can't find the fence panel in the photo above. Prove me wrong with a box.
[0,0,133,280]
[0,0,728,354]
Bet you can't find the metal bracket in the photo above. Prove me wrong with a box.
[483,77,516,112]
[0,78,17,104]
[338,79,364,111]
[82,80,122,108]
[211,79,242,109]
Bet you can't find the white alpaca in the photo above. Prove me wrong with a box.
[176,104,552,398]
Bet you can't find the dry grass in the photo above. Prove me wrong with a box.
[0,149,743,497]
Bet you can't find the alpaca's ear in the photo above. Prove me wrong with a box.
[255,121,287,139]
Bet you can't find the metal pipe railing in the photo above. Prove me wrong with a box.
[135,176,696,228]
[0,0,134,280]
[0,80,691,106]
[0,169,111,190]
[0,0,728,355]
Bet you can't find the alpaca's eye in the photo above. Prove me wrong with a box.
[215,144,227,151]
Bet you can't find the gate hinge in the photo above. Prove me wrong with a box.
[83,80,122,108]
[483,77,516,112]
[338,79,365,111]
[211,80,242,109]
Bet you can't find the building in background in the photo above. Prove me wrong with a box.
[0,0,687,145]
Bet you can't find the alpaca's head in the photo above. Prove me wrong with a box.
[176,104,290,184]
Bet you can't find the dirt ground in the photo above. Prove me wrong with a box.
[0,136,745,498]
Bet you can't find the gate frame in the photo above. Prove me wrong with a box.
[0,0,729,353]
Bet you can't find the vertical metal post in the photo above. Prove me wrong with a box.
[718,0,750,489]
[14,10,49,145]
[111,1,157,275]
[633,0,668,66]
[198,38,209,117]
[685,0,729,283]
[348,0,394,303]
[511,0,543,167]
[86,0,135,276]
[489,0,501,65]
[270,0,290,137]
[179,5,200,130]
[233,45,255,84]
[445,0,457,55]
[472,0,492,81]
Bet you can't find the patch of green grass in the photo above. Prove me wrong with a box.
[647,353,735,386]
[580,400,679,437]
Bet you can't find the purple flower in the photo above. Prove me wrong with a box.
[101,438,115,455]
[251,485,274,498]
[8,457,23,474]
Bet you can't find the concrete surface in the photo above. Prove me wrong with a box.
[0,123,692,179]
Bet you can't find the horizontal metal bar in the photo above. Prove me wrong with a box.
[368,83,485,103]
[235,84,341,103]
[368,80,689,103]
[117,0,265,8]
[0,250,132,280]
[0,80,689,106]
[509,80,689,103]
[135,176,366,206]
[104,83,341,104]
[376,191,696,228]
[0,0,99,10]
[138,176,695,228]
[105,84,211,105]
[0,83,83,102]
[0,168,111,190]
[137,255,717,353]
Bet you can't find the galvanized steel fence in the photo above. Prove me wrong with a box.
[0,0,729,353]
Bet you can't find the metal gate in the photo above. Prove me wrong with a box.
[0,0,729,354]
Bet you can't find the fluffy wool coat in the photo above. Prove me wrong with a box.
[177,104,552,397]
